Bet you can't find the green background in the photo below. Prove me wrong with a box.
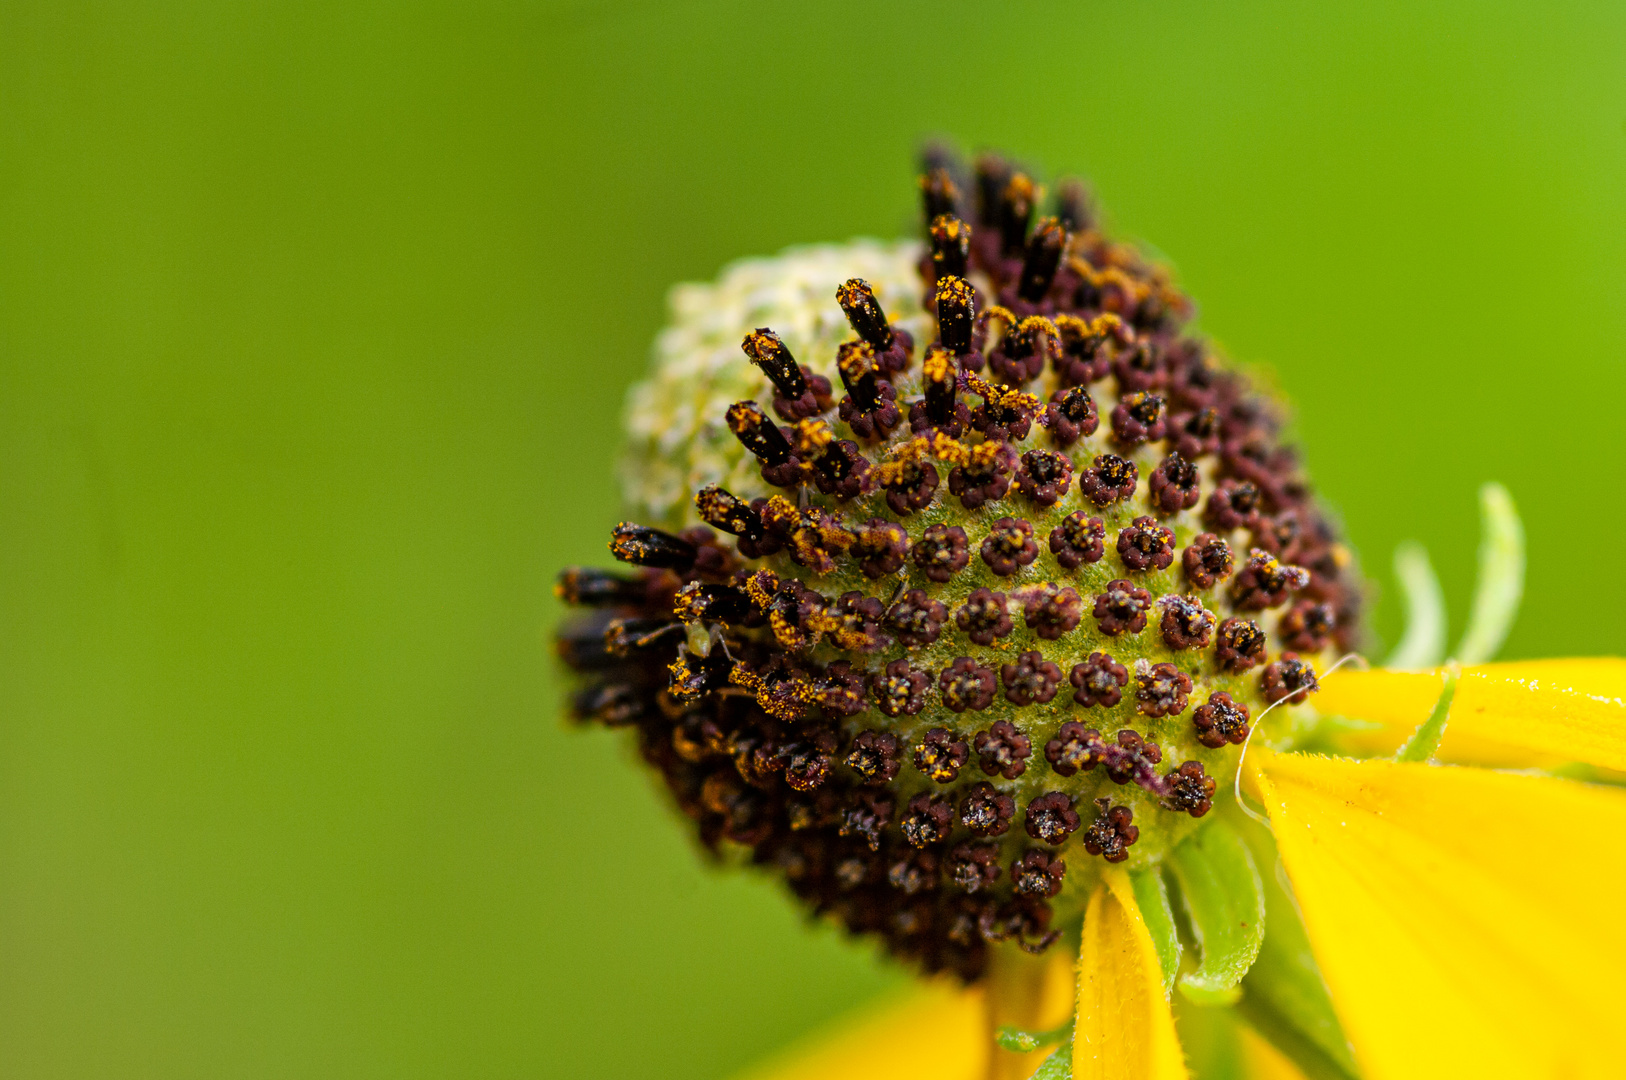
[3,2,1623,1077]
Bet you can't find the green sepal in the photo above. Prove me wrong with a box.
[1394,668,1458,763]
[1026,1039,1072,1080]
[1234,814,1363,1080]
[1168,821,1264,1004]
[1129,866,1181,996]
[997,1020,1071,1053]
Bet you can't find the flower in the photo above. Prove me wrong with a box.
[554,147,1626,1079]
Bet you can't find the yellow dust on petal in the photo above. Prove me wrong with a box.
[732,981,986,1080]
[986,945,1076,1080]
[1253,749,1626,1080]
[1312,660,1626,770]
[1236,1023,1309,1080]
[1074,868,1189,1080]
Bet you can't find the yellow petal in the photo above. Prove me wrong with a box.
[1075,868,1190,1080]
[1311,659,1626,770]
[987,945,1077,1080]
[1237,1024,1310,1080]
[733,981,986,1080]
[1254,749,1626,1079]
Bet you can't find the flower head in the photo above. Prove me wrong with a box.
[554,146,1626,1080]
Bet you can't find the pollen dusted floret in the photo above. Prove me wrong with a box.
[560,144,1364,981]
[1050,511,1105,569]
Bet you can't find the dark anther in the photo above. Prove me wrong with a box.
[948,441,1015,509]
[936,276,976,355]
[1101,730,1163,786]
[940,657,997,712]
[947,842,1002,893]
[781,737,836,792]
[880,452,939,516]
[1001,650,1062,706]
[1025,792,1081,845]
[1148,452,1201,514]
[609,522,697,570]
[912,524,970,583]
[1082,799,1140,863]
[1262,652,1319,705]
[811,660,868,717]
[1231,549,1310,610]
[1050,513,1105,570]
[1112,341,1164,392]
[1164,761,1216,818]
[885,589,947,647]
[886,850,940,895]
[1111,391,1167,448]
[726,400,796,467]
[1019,583,1083,640]
[667,649,732,703]
[554,566,646,608]
[921,166,962,223]
[1015,450,1074,506]
[1136,661,1193,718]
[900,793,955,848]
[851,518,908,578]
[998,173,1037,257]
[955,587,1013,645]
[961,781,1016,837]
[694,484,765,541]
[672,581,751,625]
[1183,533,1234,589]
[921,344,962,429]
[836,278,894,352]
[1080,453,1138,506]
[1117,517,1175,573]
[837,340,896,432]
[1159,595,1215,650]
[915,728,969,783]
[1054,177,1092,232]
[1070,652,1129,708]
[839,792,894,852]
[1192,691,1251,748]
[1018,217,1067,303]
[873,659,930,717]
[571,681,647,727]
[930,215,971,280]
[974,152,1013,227]
[980,517,1039,576]
[833,850,877,891]
[1205,479,1263,531]
[1279,600,1336,652]
[1043,386,1098,447]
[974,720,1032,779]
[818,591,890,652]
[1093,579,1152,636]
[968,380,1038,441]
[1045,721,1104,777]
[741,328,807,400]
[844,730,902,786]
[1215,617,1268,673]
[1012,850,1067,897]
[1053,313,1116,387]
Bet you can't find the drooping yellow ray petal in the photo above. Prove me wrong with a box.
[1312,659,1626,769]
[733,981,986,1080]
[1254,749,1626,1079]
[987,945,1077,1080]
[1075,868,1190,1080]
[1237,1024,1310,1080]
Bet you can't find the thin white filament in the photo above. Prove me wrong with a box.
[1383,541,1446,670]
[1453,482,1525,665]
[1234,652,1368,824]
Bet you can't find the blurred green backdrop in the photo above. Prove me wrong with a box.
[2,2,1624,1077]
